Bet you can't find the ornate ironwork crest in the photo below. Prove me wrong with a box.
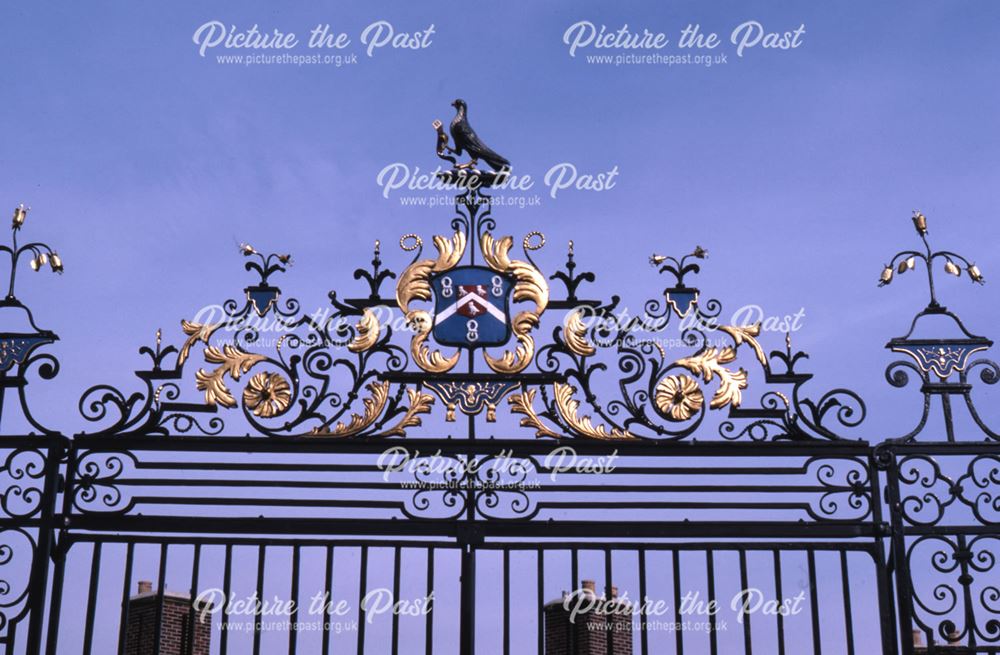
[878,211,998,442]
[1,105,999,655]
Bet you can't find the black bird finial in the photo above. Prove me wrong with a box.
[445,99,511,172]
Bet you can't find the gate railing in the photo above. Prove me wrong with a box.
[0,185,997,654]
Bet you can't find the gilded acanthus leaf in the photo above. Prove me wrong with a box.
[553,383,637,441]
[409,310,460,373]
[509,388,561,439]
[481,232,549,374]
[395,231,466,374]
[481,233,549,311]
[395,231,467,313]
[396,259,435,314]
[674,346,748,410]
[195,345,267,408]
[563,309,596,357]
[179,320,223,365]
[348,309,380,353]
[311,380,391,437]
[377,388,436,438]
[719,322,767,367]
[484,313,538,374]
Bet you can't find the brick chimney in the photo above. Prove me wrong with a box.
[543,578,632,654]
[122,582,211,655]
[912,626,974,654]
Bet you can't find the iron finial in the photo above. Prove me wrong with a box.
[878,211,984,307]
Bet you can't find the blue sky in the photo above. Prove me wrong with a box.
[4,2,1000,653]
[3,0,999,437]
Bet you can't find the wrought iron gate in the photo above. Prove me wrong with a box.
[0,182,997,654]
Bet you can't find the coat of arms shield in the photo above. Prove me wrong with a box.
[431,266,513,347]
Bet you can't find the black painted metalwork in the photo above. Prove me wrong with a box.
[874,214,1000,655]
[0,156,995,652]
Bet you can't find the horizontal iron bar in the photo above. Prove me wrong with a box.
[62,515,882,539]
[475,541,880,553]
[61,532,879,553]
[116,460,867,477]
[65,533,462,549]
[380,372,562,384]
[882,441,1000,455]
[104,478,864,493]
[898,524,1000,536]
[68,436,874,456]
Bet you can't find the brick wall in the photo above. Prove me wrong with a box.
[123,581,211,655]
[544,580,633,655]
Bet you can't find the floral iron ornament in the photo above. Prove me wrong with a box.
[879,213,998,442]
[649,245,708,318]
[880,211,991,378]
[878,211,983,299]
[0,203,63,433]
[80,241,435,438]
[511,241,864,442]
[75,227,865,442]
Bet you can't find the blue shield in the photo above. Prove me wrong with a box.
[432,267,513,347]
[665,288,699,318]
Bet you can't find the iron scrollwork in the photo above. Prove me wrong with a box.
[518,242,866,442]
[880,212,999,443]
[79,242,435,438]
[0,204,63,436]
[897,454,1000,526]
[907,534,1000,648]
[75,160,869,442]
[0,527,37,642]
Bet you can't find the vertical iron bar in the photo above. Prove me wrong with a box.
[536,549,544,655]
[739,549,752,655]
[502,549,510,655]
[840,551,855,655]
[289,546,300,655]
[459,543,476,655]
[773,551,785,655]
[220,544,232,655]
[568,548,578,654]
[253,546,266,655]
[957,534,978,649]
[807,550,821,655]
[673,549,683,655]
[941,394,956,443]
[707,549,718,655]
[425,547,434,655]
[391,546,401,655]
[570,549,578,593]
[117,543,135,655]
[885,450,916,655]
[605,548,613,655]
[81,543,102,655]
[43,541,67,655]
[869,455,899,655]
[357,546,368,655]
[153,543,168,655]
[186,544,201,655]
[639,549,649,655]
[323,546,333,655]
[26,437,64,655]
